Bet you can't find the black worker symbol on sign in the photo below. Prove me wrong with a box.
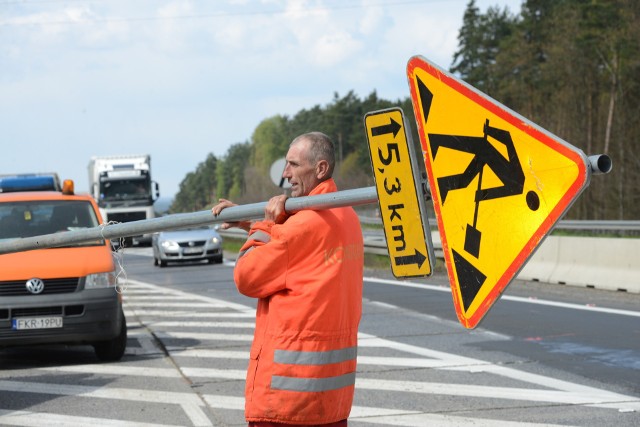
[415,74,541,311]
[429,119,540,259]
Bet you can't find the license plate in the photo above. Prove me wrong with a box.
[12,316,63,330]
[183,247,203,255]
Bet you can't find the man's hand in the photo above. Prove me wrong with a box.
[265,195,289,224]
[211,198,251,232]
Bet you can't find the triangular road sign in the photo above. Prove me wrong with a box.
[407,55,596,329]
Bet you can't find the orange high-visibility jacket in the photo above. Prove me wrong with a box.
[234,179,364,425]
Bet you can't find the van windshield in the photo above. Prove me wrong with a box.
[0,200,103,246]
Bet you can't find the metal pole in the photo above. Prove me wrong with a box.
[0,187,378,255]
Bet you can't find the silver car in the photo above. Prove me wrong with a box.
[152,226,223,267]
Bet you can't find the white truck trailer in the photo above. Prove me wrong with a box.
[88,155,159,245]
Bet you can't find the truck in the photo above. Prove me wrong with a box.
[88,155,159,245]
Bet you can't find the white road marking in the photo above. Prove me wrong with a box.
[364,277,640,318]
[128,252,639,317]
[124,295,207,301]
[40,364,182,378]
[358,332,640,412]
[37,360,639,416]
[355,377,638,408]
[10,370,576,427]
[165,347,483,369]
[124,302,228,308]
[348,412,572,427]
[9,278,634,427]
[197,394,574,427]
[150,321,254,328]
[124,279,253,312]
[0,409,179,427]
[0,381,212,426]
[154,331,254,341]
[167,349,248,359]
[130,280,640,413]
[124,309,254,318]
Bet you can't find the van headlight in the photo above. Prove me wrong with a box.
[85,272,116,288]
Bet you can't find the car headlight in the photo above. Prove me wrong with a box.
[211,236,220,244]
[161,240,179,250]
[85,271,116,288]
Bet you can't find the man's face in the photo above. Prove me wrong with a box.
[283,140,319,198]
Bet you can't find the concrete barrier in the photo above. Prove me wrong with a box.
[517,236,640,293]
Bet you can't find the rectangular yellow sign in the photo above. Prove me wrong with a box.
[364,108,434,278]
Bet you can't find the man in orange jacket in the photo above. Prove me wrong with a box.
[212,132,364,426]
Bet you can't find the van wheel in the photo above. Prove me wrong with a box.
[93,309,127,362]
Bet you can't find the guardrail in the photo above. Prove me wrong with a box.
[358,216,640,233]
[551,220,640,232]
[217,227,433,257]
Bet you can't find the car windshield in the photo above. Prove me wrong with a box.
[0,200,103,246]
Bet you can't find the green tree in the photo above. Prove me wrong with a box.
[170,153,218,213]
[173,0,640,220]
[449,0,640,219]
[450,0,516,95]
[492,0,557,119]
[250,115,290,175]
[216,142,251,202]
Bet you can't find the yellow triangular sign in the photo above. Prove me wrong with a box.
[407,56,592,329]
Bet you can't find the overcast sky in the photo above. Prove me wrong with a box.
[1,0,523,199]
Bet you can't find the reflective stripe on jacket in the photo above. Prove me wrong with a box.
[234,179,364,425]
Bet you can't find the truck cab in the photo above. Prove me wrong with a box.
[88,155,160,245]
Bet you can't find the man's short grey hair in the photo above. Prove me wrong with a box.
[291,132,336,177]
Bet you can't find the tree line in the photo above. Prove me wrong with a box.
[171,0,639,220]
[170,91,415,212]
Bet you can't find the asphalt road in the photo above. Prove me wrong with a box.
[0,249,638,426]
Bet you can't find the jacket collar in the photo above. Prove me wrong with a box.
[308,178,337,196]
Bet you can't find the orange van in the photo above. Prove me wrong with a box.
[0,175,126,361]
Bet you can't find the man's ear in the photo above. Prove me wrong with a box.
[315,160,330,180]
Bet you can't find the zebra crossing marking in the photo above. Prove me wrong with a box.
[0,409,177,427]
[0,380,212,426]
[125,280,640,414]
[3,276,636,427]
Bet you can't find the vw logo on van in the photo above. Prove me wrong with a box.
[25,278,45,295]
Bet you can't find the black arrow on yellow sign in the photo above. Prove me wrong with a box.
[394,249,427,269]
[371,118,402,138]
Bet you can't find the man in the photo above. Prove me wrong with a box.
[212,132,364,426]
